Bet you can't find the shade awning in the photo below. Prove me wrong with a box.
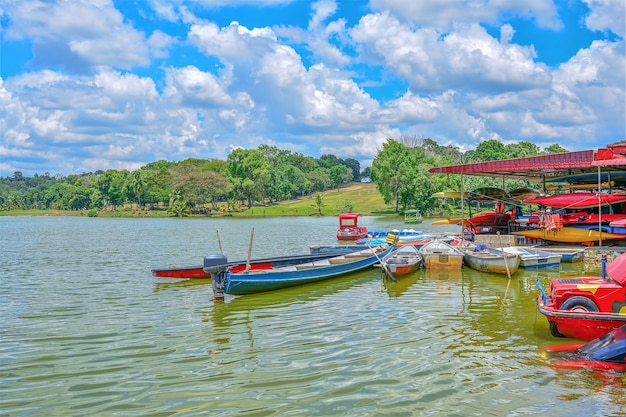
[428,150,595,180]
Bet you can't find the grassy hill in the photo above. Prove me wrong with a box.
[235,182,397,217]
[1,182,399,218]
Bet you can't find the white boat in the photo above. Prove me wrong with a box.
[501,247,562,269]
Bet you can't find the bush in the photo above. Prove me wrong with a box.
[87,209,98,217]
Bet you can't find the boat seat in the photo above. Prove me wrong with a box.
[328,257,360,264]
[294,260,331,270]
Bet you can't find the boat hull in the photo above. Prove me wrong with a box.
[512,227,626,243]
[382,246,422,277]
[211,246,394,295]
[152,265,211,279]
[538,298,626,340]
[501,247,562,269]
[462,250,520,275]
[419,240,465,270]
[524,192,626,209]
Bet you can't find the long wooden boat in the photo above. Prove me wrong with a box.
[419,240,464,270]
[512,227,626,243]
[206,245,394,296]
[523,192,626,209]
[154,251,353,279]
[381,245,422,277]
[500,247,562,269]
[461,245,520,275]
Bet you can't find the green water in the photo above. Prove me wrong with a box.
[1,216,624,416]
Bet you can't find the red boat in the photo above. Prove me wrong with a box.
[536,252,626,340]
[523,192,626,209]
[545,325,626,371]
[152,264,211,279]
[336,212,368,240]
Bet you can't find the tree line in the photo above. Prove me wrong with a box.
[0,139,567,215]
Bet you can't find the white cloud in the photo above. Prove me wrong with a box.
[583,0,625,37]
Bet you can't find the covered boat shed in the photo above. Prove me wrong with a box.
[428,142,626,187]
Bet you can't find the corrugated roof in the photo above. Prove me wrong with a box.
[428,150,595,180]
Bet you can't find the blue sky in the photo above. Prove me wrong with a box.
[1,0,624,177]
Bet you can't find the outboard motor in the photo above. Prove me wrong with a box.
[204,254,228,299]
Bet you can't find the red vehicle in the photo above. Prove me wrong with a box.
[336,213,368,240]
[536,252,626,340]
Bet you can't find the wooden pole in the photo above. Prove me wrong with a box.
[245,227,254,272]
[216,229,223,254]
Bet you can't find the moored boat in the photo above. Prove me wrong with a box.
[460,244,520,276]
[536,252,626,340]
[500,247,562,269]
[206,245,394,297]
[545,325,626,371]
[336,212,368,240]
[152,264,211,279]
[523,192,626,209]
[512,227,626,243]
[535,247,584,263]
[404,209,423,224]
[381,245,422,277]
[419,239,464,270]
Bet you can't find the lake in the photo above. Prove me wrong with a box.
[1,216,624,416]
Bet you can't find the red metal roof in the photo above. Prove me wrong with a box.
[428,150,596,180]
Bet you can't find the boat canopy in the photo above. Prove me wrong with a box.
[339,212,361,228]
[428,143,626,182]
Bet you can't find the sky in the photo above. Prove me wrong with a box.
[0,0,624,177]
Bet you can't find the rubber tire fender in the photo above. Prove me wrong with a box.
[549,321,564,338]
[560,296,599,312]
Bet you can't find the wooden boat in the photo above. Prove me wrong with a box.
[404,209,423,224]
[419,240,464,270]
[512,227,626,243]
[533,247,584,263]
[381,245,422,277]
[545,325,626,371]
[336,212,368,240]
[535,252,626,340]
[500,247,562,269]
[523,192,626,209]
[152,264,211,279]
[206,245,394,296]
[460,245,520,275]
[152,249,354,279]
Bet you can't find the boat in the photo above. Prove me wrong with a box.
[545,325,626,371]
[404,209,423,224]
[205,245,394,297]
[336,212,368,240]
[533,246,584,263]
[523,192,626,209]
[309,244,365,254]
[460,244,520,276]
[535,252,626,340]
[381,245,422,277]
[152,264,211,279]
[419,239,465,269]
[512,227,626,244]
[507,187,542,201]
[500,247,562,269]
[609,218,626,234]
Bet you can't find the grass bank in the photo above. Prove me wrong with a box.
[1,183,400,218]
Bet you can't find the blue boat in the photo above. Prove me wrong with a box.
[205,245,394,297]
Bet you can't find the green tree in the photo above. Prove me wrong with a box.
[370,139,427,213]
[329,165,352,191]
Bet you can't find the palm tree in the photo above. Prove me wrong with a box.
[129,170,146,208]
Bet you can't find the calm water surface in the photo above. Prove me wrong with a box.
[1,216,624,416]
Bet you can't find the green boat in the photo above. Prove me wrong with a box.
[404,209,423,224]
